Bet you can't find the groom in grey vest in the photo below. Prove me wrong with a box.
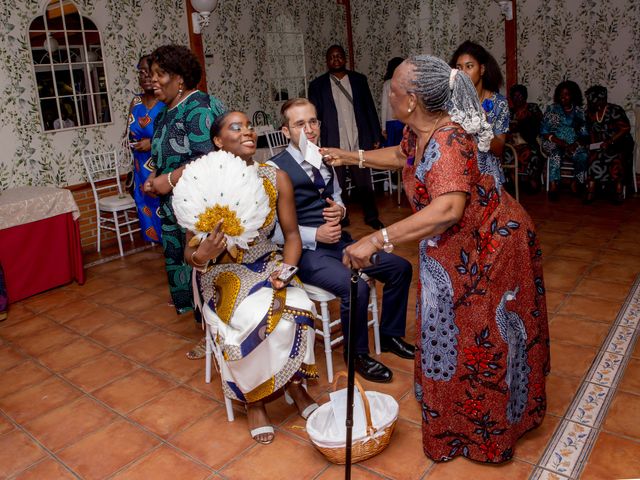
[269,98,414,383]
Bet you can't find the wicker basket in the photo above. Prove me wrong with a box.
[306,371,398,464]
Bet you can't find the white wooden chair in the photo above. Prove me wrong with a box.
[370,168,394,194]
[503,142,520,201]
[303,275,381,383]
[82,150,140,257]
[265,129,288,157]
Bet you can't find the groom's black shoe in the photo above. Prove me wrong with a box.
[346,353,393,383]
[380,336,415,359]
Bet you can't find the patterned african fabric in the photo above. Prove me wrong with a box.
[479,92,510,191]
[128,95,164,243]
[506,103,544,183]
[401,124,550,463]
[541,104,589,184]
[586,103,635,186]
[151,90,225,315]
[197,164,317,403]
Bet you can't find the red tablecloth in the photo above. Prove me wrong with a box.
[0,213,85,303]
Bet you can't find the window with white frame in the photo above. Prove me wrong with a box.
[265,14,307,104]
[28,0,112,132]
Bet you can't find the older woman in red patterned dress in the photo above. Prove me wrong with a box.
[322,55,550,464]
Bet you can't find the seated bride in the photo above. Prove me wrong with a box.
[179,111,319,445]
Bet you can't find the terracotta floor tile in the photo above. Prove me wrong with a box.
[37,337,106,372]
[45,298,102,324]
[129,386,216,438]
[221,430,327,480]
[114,292,166,316]
[136,303,183,327]
[62,352,139,392]
[610,238,640,255]
[586,263,638,285]
[598,250,640,268]
[87,285,143,306]
[169,407,253,470]
[0,344,26,371]
[0,376,82,423]
[550,245,601,262]
[12,457,76,479]
[543,271,582,293]
[13,326,80,357]
[556,295,623,323]
[88,319,150,347]
[603,391,640,440]
[423,457,532,479]
[545,374,580,417]
[581,431,640,480]
[64,306,128,335]
[150,348,205,383]
[544,290,568,314]
[184,371,227,403]
[619,357,640,394]
[512,413,561,462]
[356,369,413,401]
[75,276,120,298]
[548,342,597,379]
[358,418,432,479]
[398,392,422,425]
[2,302,37,324]
[115,330,191,364]
[0,315,58,341]
[110,445,211,480]
[0,361,52,398]
[549,315,611,347]
[92,369,175,413]
[161,318,203,341]
[572,278,630,302]
[21,289,80,314]
[0,429,47,478]
[316,465,387,479]
[24,396,117,451]
[57,420,159,480]
[0,414,14,435]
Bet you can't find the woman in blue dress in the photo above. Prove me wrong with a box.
[127,55,164,243]
[451,41,509,194]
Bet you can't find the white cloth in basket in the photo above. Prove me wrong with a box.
[306,389,398,448]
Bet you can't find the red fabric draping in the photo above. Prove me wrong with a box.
[0,213,85,303]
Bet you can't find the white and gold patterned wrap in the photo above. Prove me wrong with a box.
[198,164,317,403]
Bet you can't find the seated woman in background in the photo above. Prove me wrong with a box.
[584,85,635,204]
[127,54,163,243]
[381,57,406,147]
[451,41,509,194]
[184,111,318,445]
[508,84,544,193]
[540,80,589,200]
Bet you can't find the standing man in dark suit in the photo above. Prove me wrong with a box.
[308,45,384,230]
[269,98,414,384]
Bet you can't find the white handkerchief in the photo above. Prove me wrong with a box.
[299,131,323,169]
[329,387,367,439]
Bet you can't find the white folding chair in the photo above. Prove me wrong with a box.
[82,150,140,257]
[303,275,381,383]
[370,168,394,194]
[265,129,289,157]
[503,143,520,201]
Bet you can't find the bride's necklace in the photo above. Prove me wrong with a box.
[595,105,607,123]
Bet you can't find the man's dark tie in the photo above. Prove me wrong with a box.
[311,166,326,192]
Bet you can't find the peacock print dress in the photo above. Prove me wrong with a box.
[197,164,317,403]
[402,123,550,463]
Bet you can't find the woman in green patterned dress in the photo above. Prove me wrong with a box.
[144,45,225,338]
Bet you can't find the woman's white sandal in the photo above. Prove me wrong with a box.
[250,425,275,444]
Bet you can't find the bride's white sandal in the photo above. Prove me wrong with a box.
[285,381,319,420]
[249,425,275,444]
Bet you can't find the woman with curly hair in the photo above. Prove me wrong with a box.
[451,41,509,195]
[540,80,589,200]
[144,45,225,358]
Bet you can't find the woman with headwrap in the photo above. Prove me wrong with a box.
[584,85,634,204]
[322,55,549,463]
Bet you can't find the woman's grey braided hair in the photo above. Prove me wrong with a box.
[406,54,493,152]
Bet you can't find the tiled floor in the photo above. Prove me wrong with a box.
[1,189,639,479]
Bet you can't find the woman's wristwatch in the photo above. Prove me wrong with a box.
[381,228,394,253]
